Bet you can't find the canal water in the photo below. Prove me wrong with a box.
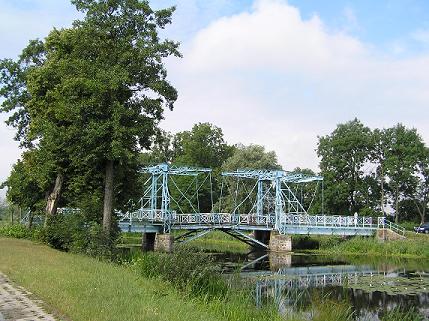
[213,251,429,320]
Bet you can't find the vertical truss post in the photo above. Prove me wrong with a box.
[150,174,158,219]
[160,164,171,233]
[275,171,283,230]
[256,179,263,224]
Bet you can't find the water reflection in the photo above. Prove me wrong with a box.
[239,253,429,320]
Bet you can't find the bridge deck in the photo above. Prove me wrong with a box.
[119,211,381,236]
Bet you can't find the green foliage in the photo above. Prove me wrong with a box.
[380,125,426,222]
[319,236,429,258]
[1,0,181,237]
[318,119,428,224]
[222,144,281,171]
[133,246,229,299]
[310,295,354,321]
[0,224,31,238]
[174,123,234,169]
[399,220,419,231]
[0,224,43,240]
[380,307,423,321]
[43,212,117,258]
[318,118,374,215]
[2,159,44,215]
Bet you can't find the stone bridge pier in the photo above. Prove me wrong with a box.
[253,230,292,252]
[141,232,173,252]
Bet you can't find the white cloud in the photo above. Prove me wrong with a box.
[161,0,429,171]
[412,29,429,46]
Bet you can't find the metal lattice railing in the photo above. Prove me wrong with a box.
[377,217,406,237]
[280,214,374,228]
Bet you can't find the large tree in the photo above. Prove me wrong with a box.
[0,0,180,235]
[382,124,425,223]
[317,119,374,215]
[414,148,429,224]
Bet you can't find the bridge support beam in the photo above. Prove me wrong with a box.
[269,231,292,252]
[155,233,174,252]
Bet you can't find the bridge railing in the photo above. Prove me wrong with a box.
[174,213,276,227]
[279,214,375,228]
[377,217,405,236]
[119,210,381,230]
[118,209,169,223]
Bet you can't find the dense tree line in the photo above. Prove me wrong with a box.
[1,0,180,238]
[318,118,428,223]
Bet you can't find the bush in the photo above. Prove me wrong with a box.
[133,246,229,299]
[44,212,117,259]
[400,221,419,231]
[0,224,31,238]
[292,235,319,249]
[0,224,43,240]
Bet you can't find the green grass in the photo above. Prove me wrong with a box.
[0,237,282,321]
[315,234,429,259]
[186,231,249,253]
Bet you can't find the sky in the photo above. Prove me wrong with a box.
[1,0,429,198]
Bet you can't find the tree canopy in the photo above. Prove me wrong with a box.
[1,0,181,234]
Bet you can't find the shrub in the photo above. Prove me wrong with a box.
[0,224,44,240]
[44,212,117,259]
[133,246,229,299]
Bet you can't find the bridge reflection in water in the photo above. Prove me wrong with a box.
[240,254,429,319]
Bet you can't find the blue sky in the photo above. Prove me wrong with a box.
[1,0,429,193]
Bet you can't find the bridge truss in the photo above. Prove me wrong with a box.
[118,163,403,240]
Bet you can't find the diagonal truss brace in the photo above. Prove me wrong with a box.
[174,228,215,244]
[221,229,269,249]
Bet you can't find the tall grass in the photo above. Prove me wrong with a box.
[380,307,423,321]
[318,236,429,258]
[132,246,229,298]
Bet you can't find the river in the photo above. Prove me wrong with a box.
[213,251,429,320]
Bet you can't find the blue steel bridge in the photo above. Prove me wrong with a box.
[117,163,403,250]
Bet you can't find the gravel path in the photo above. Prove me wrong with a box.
[0,273,58,321]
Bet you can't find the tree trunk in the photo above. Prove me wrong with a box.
[395,185,399,224]
[103,160,114,235]
[45,173,64,226]
[380,166,385,216]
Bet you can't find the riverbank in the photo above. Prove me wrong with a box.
[307,232,429,259]
[0,237,283,321]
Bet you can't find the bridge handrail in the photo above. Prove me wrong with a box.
[279,214,374,228]
[377,217,405,236]
[118,211,382,230]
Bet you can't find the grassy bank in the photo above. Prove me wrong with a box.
[306,232,429,259]
[0,237,283,321]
